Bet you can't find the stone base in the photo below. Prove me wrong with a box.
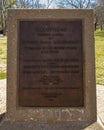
[0,120,103,130]
[0,113,103,130]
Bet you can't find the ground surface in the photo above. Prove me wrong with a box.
[0,79,104,128]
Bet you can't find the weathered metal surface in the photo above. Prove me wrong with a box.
[18,20,84,107]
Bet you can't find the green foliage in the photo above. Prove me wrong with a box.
[95,30,104,85]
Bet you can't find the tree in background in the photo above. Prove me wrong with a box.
[97,0,104,5]
[93,0,104,30]
[17,0,45,8]
[17,0,56,9]
[1,0,103,33]
[94,5,104,30]
[55,0,95,8]
[0,0,16,35]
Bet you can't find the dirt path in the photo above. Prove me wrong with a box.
[97,85,104,127]
[0,79,6,114]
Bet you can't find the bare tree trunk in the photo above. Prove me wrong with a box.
[2,0,6,35]
[101,24,103,31]
[94,16,98,31]
[95,22,97,31]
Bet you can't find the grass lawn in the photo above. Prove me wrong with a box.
[0,31,104,85]
[0,35,7,79]
[95,30,104,85]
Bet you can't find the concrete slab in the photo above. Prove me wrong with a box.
[0,120,104,130]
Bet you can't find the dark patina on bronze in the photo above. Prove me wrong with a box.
[18,20,84,107]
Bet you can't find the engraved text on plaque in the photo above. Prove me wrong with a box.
[18,20,84,107]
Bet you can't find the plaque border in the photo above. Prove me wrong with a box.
[17,19,84,107]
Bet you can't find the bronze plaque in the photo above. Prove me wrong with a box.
[18,20,84,107]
